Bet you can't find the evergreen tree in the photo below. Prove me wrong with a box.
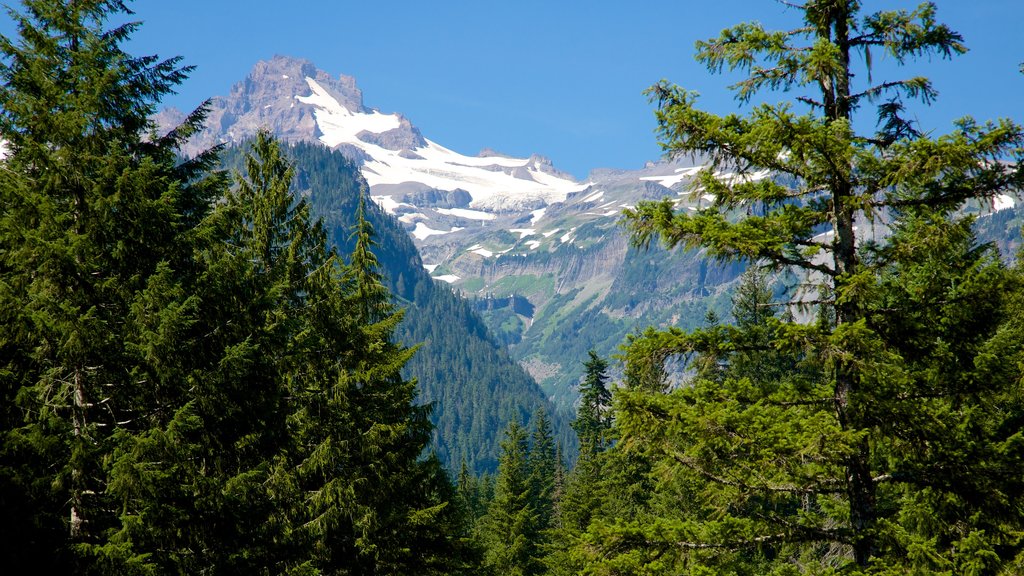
[287,183,473,575]
[527,407,557,533]
[613,1,1024,572]
[482,420,542,576]
[572,350,612,451]
[0,0,219,571]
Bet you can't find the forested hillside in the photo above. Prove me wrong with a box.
[220,142,573,473]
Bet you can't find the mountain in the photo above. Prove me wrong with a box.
[161,55,755,410]
[163,55,585,212]
[170,55,1022,414]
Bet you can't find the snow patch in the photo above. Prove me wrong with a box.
[361,138,586,211]
[542,229,559,238]
[509,228,535,239]
[560,228,577,243]
[582,189,605,203]
[372,195,414,215]
[294,78,585,211]
[398,212,427,224]
[530,207,547,225]
[715,168,773,185]
[525,240,542,250]
[412,222,462,240]
[423,264,439,273]
[434,274,460,284]
[993,194,1016,211]
[297,77,402,148]
[470,247,494,258]
[640,166,703,188]
[436,207,496,221]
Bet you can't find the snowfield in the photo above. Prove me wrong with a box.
[297,76,587,212]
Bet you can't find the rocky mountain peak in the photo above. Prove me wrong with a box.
[161,55,384,157]
[160,56,581,210]
[238,55,365,113]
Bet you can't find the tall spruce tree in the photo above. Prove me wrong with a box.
[572,350,612,451]
[482,420,542,576]
[527,407,557,535]
[0,0,220,571]
[289,187,473,575]
[614,1,1024,573]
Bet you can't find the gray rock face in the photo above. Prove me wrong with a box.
[398,188,472,209]
[161,55,378,157]
[356,114,426,150]
[162,55,430,159]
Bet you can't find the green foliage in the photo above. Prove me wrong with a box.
[0,0,218,570]
[0,2,476,571]
[475,412,564,576]
[572,351,612,451]
[605,1,1024,573]
[528,408,557,535]
[482,421,543,576]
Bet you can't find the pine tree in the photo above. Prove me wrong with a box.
[527,408,557,532]
[289,184,472,575]
[614,1,1024,572]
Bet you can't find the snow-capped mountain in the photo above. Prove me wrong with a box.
[155,56,774,407]
[162,55,586,213]
[164,55,1021,410]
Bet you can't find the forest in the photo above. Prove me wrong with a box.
[2,1,1023,575]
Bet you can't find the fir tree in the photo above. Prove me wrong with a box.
[482,420,542,576]
[614,1,1024,572]
[0,0,219,571]
[527,407,557,531]
[571,350,612,451]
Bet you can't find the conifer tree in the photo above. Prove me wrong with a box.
[572,350,612,451]
[527,407,557,533]
[615,1,1024,572]
[482,420,542,576]
[287,184,473,575]
[0,0,219,571]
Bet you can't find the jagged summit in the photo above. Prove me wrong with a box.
[161,55,585,211]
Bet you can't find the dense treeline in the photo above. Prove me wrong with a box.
[0,2,473,573]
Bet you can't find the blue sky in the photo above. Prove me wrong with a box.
[4,1,1022,178]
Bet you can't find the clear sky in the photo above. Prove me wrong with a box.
[3,1,1022,178]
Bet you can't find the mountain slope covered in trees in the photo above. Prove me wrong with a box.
[220,142,573,472]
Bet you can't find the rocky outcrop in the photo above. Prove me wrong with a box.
[398,188,473,209]
[356,115,426,150]
[159,55,373,157]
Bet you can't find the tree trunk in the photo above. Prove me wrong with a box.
[829,2,877,568]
